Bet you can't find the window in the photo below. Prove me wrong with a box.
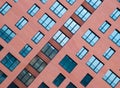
[0,2,11,15]
[19,44,32,57]
[0,45,3,51]
[32,31,44,44]
[86,56,104,73]
[75,5,91,21]
[109,29,120,47]
[8,82,19,88]
[40,0,48,4]
[66,0,76,5]
[17,69,35,86]
[64,18,80,34]
[103,47,115,60]
[41,43,58,59]
[66,82,77,88]
[53,73,66,87]
[38,82,49,88]
[118,0,120,2]
[0,25,16,43]
[103,70,120,88]
[110,8,120,20]
[14,0,18,3]
[53,30,69,46]
[27,4,40,16]
[0,70,7,84]
[50,1,67,18]
[1,53,20,71]
[15,17,28,30]
[99,21,111,33]
[59,55,77,73]
[38,14,56,31]
[30,56,47,73]
[82,29,99,46]
[86,0,102,9]
[80,74,93,87]
[76,46,88,60]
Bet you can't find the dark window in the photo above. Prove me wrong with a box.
[0,25,16,43]
[80,73,93,87]
[53,73,66,87]
[30,56,47,73]
[1,53,20,71]
[66,82,77,88]
[41,43,58,59]
[0,45,3,51]
[59,55,77,73]
[17,69,35,86]
[19,44,32,57]
[7,82,19,88]
[0,70,7,84]
[38,82,49,88]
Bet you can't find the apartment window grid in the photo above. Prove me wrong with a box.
[59,55,77,73]
[30,56,47,73]
[38,13,56,31]
[0,2,12,15]
[38,82,49,88]
[1,53,20,71]
[110,8,120,20]
[64,18,80,34]
[85,0,102,9]
[0,25,16,43]
[103,47,115,60]
[32,31,44,44]
[66,0,76,5]
[80,73,93,87]
[27,4,40,17]
[53,73,66,87]
[103,70,120,88]
[41,43,58,59]
[109,29,120,47]
[53,30,69,46]
[17,69,35,86]
[15,17,28,30]
[66,82,77,88]
[40,0,48,4]
[19,44,32,58]
[76,46,88,60]
[86,55,104,73]
[0,70,7,84]
[82,29,99,46]
[99,21,111,33]
[50,1,67,18]
[75,5,91,22]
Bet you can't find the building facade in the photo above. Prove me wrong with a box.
[0,0,120,88]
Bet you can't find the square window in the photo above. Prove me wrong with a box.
[110,8,120,21]
[41,43,58,59]
[40,0,48,4]
[59,55,77,73]
[99,21,111,33]
[66,0,76,5]
[27,4,40,16]
[0,70,7,84]
[103,47,115,60]
[66,82,77,88]
[38,14,56,31]
[8,82,19,88]
[19,44,32,57]
[32,31,44,44]
[1,53,20,71]
[15,17,28,30]
[53,73,66,87]
[0,45,3,51]
[0,25,16,43]
[0,2,12,15]
[76,46,88,60]
[82,29,99,46]
[80,73,93,87]
[50,1,67,18]
[38,82,49,88]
